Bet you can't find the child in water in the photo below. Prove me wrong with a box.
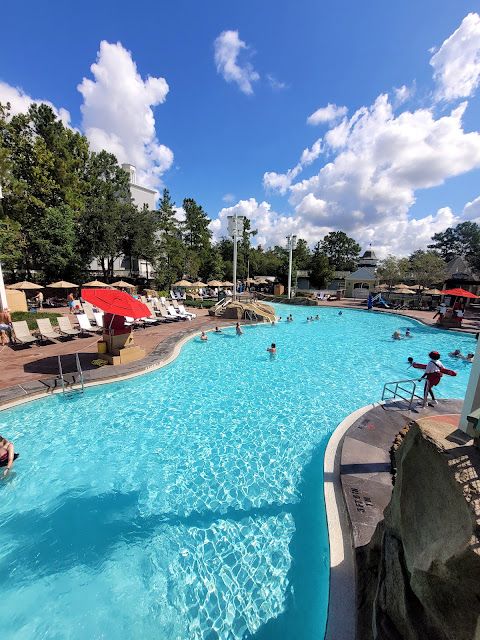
[267,343,277,355]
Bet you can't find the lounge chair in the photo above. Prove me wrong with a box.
[93,312,104,328]
[57,316,80,337]
[77,314,102,334]
[171,299,180,309]
[72,300,82,313]
[82,304,97,323]
[167,305,187,321]
[11,321,38,345]
[35,318,61,341]
[157,305,179,322]
[178,304,196,319]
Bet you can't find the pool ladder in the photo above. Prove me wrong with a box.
[381,378,425,410]
[57,353,85,397]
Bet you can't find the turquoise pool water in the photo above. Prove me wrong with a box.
[0,306,475,639]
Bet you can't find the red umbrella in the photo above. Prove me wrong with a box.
[81,288,149,318]
[439,287,479,299]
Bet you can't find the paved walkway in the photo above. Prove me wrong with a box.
[0,308,229,401]
[339,398,465,548]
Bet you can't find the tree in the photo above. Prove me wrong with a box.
[320,231,361,270]
[0,216,23,274]
[428,221,480,270]
[377,256,409,291]
[155,189,185,289]
[293,239,311,269]
[183,198,212,251]
[409,250,447,291]
[30,204,85,283]
[123,205,158,281]
[309,242,334,288]
[201,244,225,281]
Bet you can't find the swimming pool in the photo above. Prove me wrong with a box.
[0,306,475,639]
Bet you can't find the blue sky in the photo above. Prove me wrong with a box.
[1,1,480,256]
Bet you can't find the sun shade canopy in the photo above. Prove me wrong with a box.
[47,280,78,288]
[111,280,134,288]
[440,288,479,299]
[6,281,44,289]
[81,289,149,319]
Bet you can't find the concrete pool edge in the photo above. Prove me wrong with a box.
[323,403,376,640]
[0,324,235,412]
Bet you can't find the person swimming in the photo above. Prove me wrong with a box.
[449,349,463,358]
[392,331,402,340]
[405,328,412,338]
[464,353,474,362]
[200,331,208,341]
[338,311,343,316]
[215,327,222,333]
[267,343,277,355]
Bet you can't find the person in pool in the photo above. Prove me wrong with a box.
[315,315,319,320]
[215,327,222,333]
[0,436,16,479]
[405,328,412,338]
[392,331,403,340]
[464,353,474,362]
[338,311,343,316]
[449,349,464,358]
[200,331,208,341]
[267,343,277,354]
[236,323,243,335]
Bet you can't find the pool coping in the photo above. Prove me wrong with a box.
[0,322,237,411]
[324,404,372,640]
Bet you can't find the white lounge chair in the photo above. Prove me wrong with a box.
[77,314,102,334]
[178,304,196,319]
[157,305,178,322]
[93,312,104,328]
[35,318,61,341]
[167,305,187,320]
[57,316,80,337]
[11,321,38,345]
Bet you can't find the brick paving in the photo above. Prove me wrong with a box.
[0,307,226,392]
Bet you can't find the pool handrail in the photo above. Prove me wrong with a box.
[382,378,423,410]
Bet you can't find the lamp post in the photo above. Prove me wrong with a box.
[227,212,245,302]
[286,234,297,300]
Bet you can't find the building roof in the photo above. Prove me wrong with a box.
[361,248,377,260]
[445,256,479,282]
[345,267,378,281]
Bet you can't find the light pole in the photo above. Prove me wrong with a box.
[227,212,245,302]
[286,234,297,300]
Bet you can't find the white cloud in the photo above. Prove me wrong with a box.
[393,83,415,107]
[0,81,73,128]
[461,195,480,222]
[173,206,186,223]
[263,163,302,195]
[266,74,287,90]
[430,13,480,101]
[300,138,323,165]
[222,193,236,203]
[214,30,260,95]
[78,40,173,189]
[307,103,348,125]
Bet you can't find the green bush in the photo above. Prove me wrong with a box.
[11,311,61,331]
[295,291,311,297]
[156,290,169,298]
[183,300,216,309]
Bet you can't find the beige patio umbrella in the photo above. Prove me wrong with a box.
[82,279,110,287]
[173,279,192,287]
[221,281,234,287]
[111,280,134,288]
[190,281,207,288]
[245,278,257,284]
[408,284,423,290]
[254,279,269,285]
[375,283,389,290]
[207,280,223,287]
[393,283,409,289]
[6,280,44,289]
[47,280,78,288]
[394,287,416,294]
[423,288,442,295]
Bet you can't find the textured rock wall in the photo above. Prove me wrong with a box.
[357,419,480,640]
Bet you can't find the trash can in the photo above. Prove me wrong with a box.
[97,341,107,354]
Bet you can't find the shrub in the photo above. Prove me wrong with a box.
[11,311,61,331]
[183,300,216,309]
[156,290,169,298]
[295,291,311,297]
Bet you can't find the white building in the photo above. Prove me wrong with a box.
[90,164,157,280]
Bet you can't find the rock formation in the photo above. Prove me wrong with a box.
[357,418,480,640]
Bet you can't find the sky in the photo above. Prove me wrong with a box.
[1,1,480,257]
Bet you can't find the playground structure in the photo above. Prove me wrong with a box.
[210,299,277,323]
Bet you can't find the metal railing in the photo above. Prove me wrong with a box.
[382,378,424,410]
[57,353,85,397]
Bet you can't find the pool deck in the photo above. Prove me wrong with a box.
[0,308,231,406]
[324,397,465,640]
